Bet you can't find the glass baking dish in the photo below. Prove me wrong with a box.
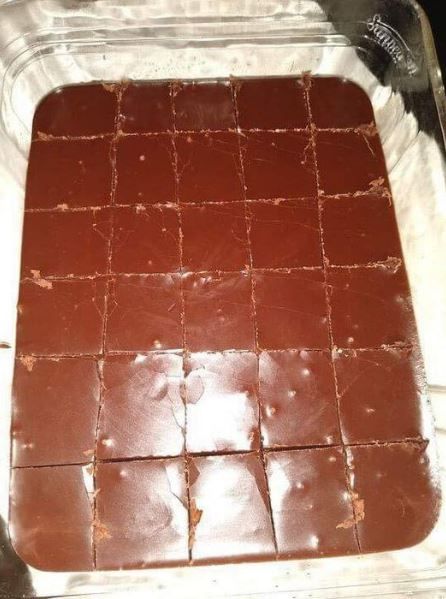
[0,0,445,597]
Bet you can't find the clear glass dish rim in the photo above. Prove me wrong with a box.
[0,0,445,596]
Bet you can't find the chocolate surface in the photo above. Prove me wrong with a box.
[115,134,176,205]
[322,194,403,266]
[188,453,275,562]
[236,77,308,130]
[10,77,439,572]
[97,353,185,459]
[12,358,99,467]
[120,82,173,133]
[334,348,426,443]
[254,269,329,350]
[259,351,340,448]
[185,352,259,453]
[95,459,189,568]
[34,84,117,137]
[111,205,180,273]
[182,203,249,271]
[266,447,358,557]
[243,131,317,199]
[16,279,106,355]
[328,265,417,348]
[248,199,322,268]
[10,465,94,571]
[21,209,112,278]
[173,81,236,131]
[105,274,182,352]
[26,138,113,209]
[183,272,255,351]
[347,443,440,552]
[176,132,244,203]
[309,78,374,128]
[316,131,387,195]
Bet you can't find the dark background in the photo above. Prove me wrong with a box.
[418,0,446,80]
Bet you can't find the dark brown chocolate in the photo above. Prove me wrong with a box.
[97,353,185,459]
[316,131,387,195]
[182,203,249,271]
[254,269,329,350]
[105,275,182,352]
[188,453,275,562]
[26,138,113,209]
[328,264,417,348]
[176,132,244,203]
[309,78,374,128]
[347,443,440,552]
[120,82,173,133]
[10,465,94,571]
[21,208,112,278]
[259,350,340,448]
[95,459,189,569]
[266,447,358,557]
[111,205,180,274]
[322,194,403,266]
[16,279,106,355]
[10,77,438,572]
[185,352,259,453]
[248,199,322,268]
[12,358,99,467]
[334,348,425,443]
[173,81,236,131]
[115,135,176,205]
[182,272,255,351]
[243,131,317,199]
[34,84,117,137]
[236,77,308,129]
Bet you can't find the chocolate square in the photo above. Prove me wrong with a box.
[188,453,275,562]
[111,205,180,274]
[176,132,244,203]
[33,84,117,137]
[266,447,358,557]
[10,465,94,570]
[243,131,317,199]
[21,208,111,278]
[236,78,308,129]
[334,348,425,443]
[120,82,173,133]
[115,134,176,205]
[254,269,329,350]
[248,199,321,268]
[310,78,375,128]
[106,274,182,352]
[16,279,106,355]
[12,357,99,467]
[95,459,188,569]
[347,443,440,552]
[25,139,113,209]
[97,353,184,459]
[183,272,255,351]
[173,81,236,131]
[316,131,387,195]
[328,265,417,348]
[185,352,259,453]
[322,194,402,266]
[181,203,249,271]
[259,351,340,448]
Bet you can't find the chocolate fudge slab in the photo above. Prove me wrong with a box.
[10,465,94,571]
[10,77,439,572]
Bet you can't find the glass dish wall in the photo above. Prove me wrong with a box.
[0,0,445,597]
